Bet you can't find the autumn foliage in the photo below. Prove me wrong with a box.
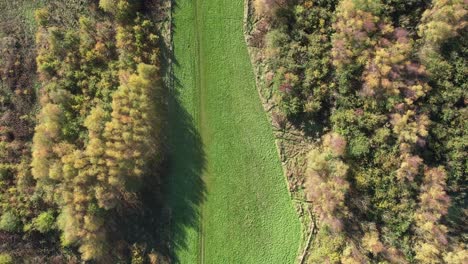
[258,0,467,262]
[29,0,164,261]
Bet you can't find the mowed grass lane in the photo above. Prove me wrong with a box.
[168,0,301,263]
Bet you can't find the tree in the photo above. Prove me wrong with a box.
[99,0,140,23]
[0,254,12,264]
[306,133,349,233]
[414,167,450,263]
[361,29,429,100]
[85,106,115,209]
[23,1,165,261]
[31,103,63,183]
[116,16,159,68]
[103,63,161,205]
[418,0,467,191]
[332,0,384,72]
[254,0,288,18]
[32,211,55,233]
[444,247,468,264]
[419,0,467,59]
[250,0,466,261]
[0,211,20,232]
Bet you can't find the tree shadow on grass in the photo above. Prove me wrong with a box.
[116,1,205,261]
[163,0,207,262]
[164,87,206,263]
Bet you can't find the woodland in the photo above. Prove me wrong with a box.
[1,0,169,262]
[249,0,466,263]
[0,0,466,263]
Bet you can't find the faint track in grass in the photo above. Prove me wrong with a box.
[192,0,206,263]
[170,0,301,263]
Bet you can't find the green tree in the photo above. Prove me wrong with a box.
[0,254,13,264]
[419,0,467,59]
[33,211,56,233]
[0,211,20,232]
[116,17,159,68]
[99,0,140,23]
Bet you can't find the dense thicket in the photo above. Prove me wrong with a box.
[0,1,66,261]
[0,0,166,262]
[255,0,467,262]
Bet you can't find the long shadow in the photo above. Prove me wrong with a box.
[163,0,207,262]
[116,1,205,262]
[164,88,206,263]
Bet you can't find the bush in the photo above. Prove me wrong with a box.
[254,0,288,18]
[34,8,50,27]
[99,0,140,22]
[131,244,145,264]
[0,254,13,264]
[33,211,55,233]
[349,134,370,157]
[0,164,13,181]
[0,212,20,232]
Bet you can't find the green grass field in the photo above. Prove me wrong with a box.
[168,0,301,263]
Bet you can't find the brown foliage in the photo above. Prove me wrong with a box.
[306,133,349,233]
[254,0,288,18]
[332,0,383,70]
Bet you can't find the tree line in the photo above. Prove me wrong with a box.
[255,0,466,262]
[0,0,167,262]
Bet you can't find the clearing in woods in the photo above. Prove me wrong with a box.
[168,0,301,263]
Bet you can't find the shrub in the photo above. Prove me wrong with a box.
[0,164,13,181]
[99,0,140,22]
[254,0,288,18]
[33,211,55,233]
[131,244,145,264]
[0,212,20,232]
[349,134,370,157]
[34,8,50,27]
[0,254,13,264]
